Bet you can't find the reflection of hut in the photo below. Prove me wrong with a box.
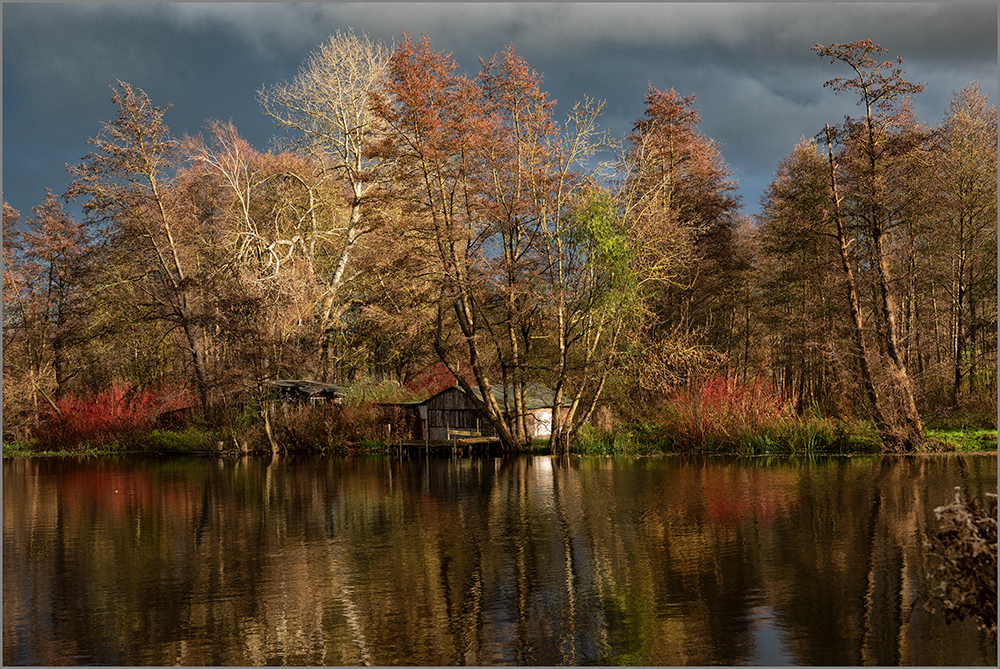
[390,383,571,441]
[263,380,349,408]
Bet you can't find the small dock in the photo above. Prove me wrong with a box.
[388,436,502,457]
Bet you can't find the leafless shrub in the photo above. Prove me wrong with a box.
[925,487,997,644]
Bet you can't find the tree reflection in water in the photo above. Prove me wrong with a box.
[3,453,996,665]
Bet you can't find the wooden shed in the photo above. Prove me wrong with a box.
[402,386,495,441]
[391,383,571,441]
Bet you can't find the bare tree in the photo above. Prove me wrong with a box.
[66,82,213,415]
[258,29,392,373]
[814,41,927,451]
[929,84,998,406]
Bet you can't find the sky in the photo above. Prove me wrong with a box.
[3,3,997,224]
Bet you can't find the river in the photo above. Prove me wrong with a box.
[3,453,996,665]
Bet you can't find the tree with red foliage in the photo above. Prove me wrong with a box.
[368,33,531,449]
[2,192,103,443]
[404,361,464,398]
[621,86,744,390]
[474,44,562,445]
[20,190,97,398]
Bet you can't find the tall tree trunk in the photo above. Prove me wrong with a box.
[180,309,211,417]
[825,125,897,448]
[952,238,967,406]
[870,214,924,446]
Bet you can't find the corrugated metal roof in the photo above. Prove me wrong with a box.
[264,379,350,397]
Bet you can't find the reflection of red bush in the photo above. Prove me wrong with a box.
[699,466,798,526]
[36,381,194,451]
[57,464,195,518]
[59,466,154,515]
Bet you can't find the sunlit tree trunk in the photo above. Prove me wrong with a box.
[825,124,895,445]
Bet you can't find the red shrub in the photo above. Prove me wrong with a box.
[664,374,793,450]
[36,381,194,451]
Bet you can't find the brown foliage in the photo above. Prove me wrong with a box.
[66,82,214,416]
[269,401,409,451]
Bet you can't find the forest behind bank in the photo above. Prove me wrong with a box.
[3,34,996,454]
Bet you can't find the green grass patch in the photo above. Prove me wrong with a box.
[144,427,220,453]
[924,429,998,452]
[4,426,222,456]
[595,411,883,457]
[3,439,39,457]
[573,424,665,456]
[3,437,130,457]
[746,414,881,455]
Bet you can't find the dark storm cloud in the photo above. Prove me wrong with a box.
[3,3,996,223]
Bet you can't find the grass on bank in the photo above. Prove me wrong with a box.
[924,429,998,452]
[576,375,885,456]
[573,373,995,457]
[573,414,884,456]
[5,423,997,458]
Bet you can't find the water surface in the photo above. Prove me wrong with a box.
[3,453,996,665]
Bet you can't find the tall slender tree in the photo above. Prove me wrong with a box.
[19,190,96,398]
[622,86,742,380]
[756,139,848,414]
[369,32,527,447]
[258,30,392,375]
[814,41,927,451]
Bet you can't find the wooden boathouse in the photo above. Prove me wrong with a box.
[389,383,571,441]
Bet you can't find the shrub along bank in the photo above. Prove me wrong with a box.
[3,375,996,457]
[576,374,996,456]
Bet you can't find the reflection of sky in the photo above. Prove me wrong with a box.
[531,455,556,513]
[750,604,793,666]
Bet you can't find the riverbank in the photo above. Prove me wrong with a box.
[4,425,996,458]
